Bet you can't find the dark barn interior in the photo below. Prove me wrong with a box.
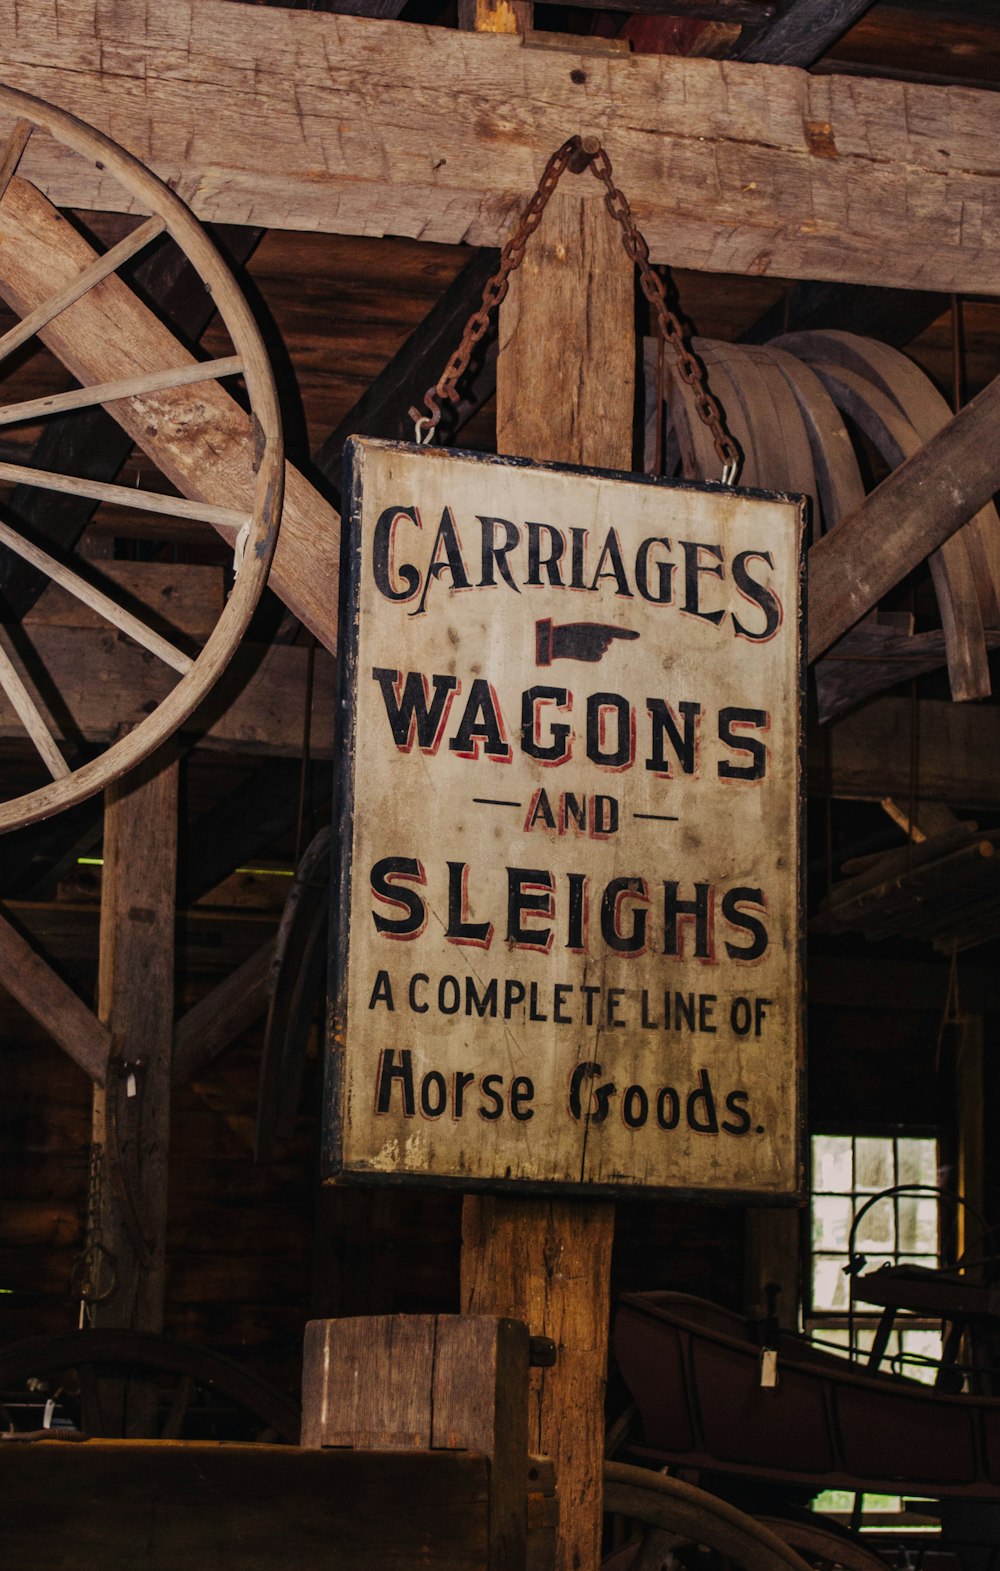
[3,3,1000,1568]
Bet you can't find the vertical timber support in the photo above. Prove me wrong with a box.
[87,750,178,1426]
[463,183,634,1571]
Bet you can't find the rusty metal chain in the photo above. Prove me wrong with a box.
[70,1140,118,1316]
[410,133,741,482]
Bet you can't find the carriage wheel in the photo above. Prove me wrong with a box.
[0,85,282,832]
[756,1512,892,1571]
[0,1329,300,1443]
[603,1461,814,1571]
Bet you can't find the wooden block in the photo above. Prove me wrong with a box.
[302,1314,437,1449]
[302,1314,532,1571]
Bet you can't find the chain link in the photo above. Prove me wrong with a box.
[70,1140,118,1315]
[411,133,741,480]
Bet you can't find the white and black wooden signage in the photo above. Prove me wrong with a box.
[326,439,805,1197]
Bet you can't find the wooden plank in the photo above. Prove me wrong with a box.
[0,904,110,1082]
[461,184,631,1571]
[4,0,1000,295]
[807,697,1000,810]
[172,936,276,1086]
[1,1442,492,1571]
[0,628,336,757]
[313,246,500,498]
[733,0,876,66]
[24,561,224,641]
[0,176,341,651]
[89,753,177,1388]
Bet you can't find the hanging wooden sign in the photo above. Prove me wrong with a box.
[325,439,806,1197]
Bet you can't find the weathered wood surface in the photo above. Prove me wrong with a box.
[0,223,259,622]
[89,754,177,1374]
[0,176,340,650]
[4,0,1000,294]
[0,630,335,756]
[0,1442,493,1571]
[302,1315,530,1571]
[808,697,1000,810]
[23,561,224,641]
[808,370,1000,659]
[460,186,627,1571]
[463,1198,614,1571]
[732,0,875,65]
[0,904,110,1081]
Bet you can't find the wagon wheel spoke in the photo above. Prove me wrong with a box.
[0,85,284,833]
[0,515,194,673]
[0,461,251,534]
[0,354,244,428]
[0,213,165,370]
[0,636,69,778]
[0,118,32,203]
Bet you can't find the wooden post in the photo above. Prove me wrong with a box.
[86,749,178,1430]
[462,182,634,1571]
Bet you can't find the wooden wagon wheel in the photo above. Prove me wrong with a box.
[0,86,282,832]
[0,1328,300,1443]
[603,1461,814,1571]
[755,1514,891,1571]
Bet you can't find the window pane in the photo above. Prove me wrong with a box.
[898,1196,938,1253]
[856,1201,896,1252]
[855,1137,894,1193]
[812,1194,853,1251]
[813,1135,852,1194]
[897,1138,937,1187]
[899,1329,943,1386]
[813,1255,850,1312]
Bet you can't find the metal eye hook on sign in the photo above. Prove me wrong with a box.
[409,132,742,487]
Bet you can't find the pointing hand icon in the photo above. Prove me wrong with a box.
[535,617,641,665]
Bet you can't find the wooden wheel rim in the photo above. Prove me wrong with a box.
[0,84,283,832]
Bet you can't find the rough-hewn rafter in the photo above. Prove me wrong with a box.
[3,0,1000,294]
[733,0,875,66]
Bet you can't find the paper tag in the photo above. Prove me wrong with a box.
[126,1071,137,1098]
[760,1347,778,1389]
[42,1398,55,1429]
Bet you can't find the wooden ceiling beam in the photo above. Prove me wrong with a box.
[0,629,336,756]
[808,697,1000,812]
[4,0,1000,295]
[172,937,276,1087]
[0,904,111,1081]
[732,0,876,66]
